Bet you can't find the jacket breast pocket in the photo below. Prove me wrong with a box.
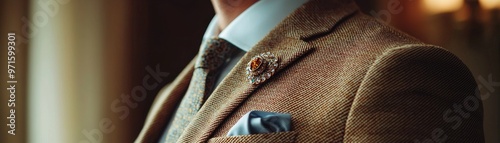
[207,131,298,143]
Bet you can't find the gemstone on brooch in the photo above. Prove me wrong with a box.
[246,52,279,85]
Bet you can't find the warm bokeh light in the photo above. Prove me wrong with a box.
[480,0,500,9]
[423,0,463,14]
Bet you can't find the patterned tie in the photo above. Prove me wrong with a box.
[165,38,238,142]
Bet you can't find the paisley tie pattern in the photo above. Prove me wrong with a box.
[165,38,237,142]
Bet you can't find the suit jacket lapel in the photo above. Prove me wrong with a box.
[178,0,359,142]
[178,37,314,143]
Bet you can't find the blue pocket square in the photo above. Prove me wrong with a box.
[227,110,292,136]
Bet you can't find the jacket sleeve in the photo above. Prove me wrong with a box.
[343,45,484,142]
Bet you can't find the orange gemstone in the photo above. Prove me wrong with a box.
[250,57,262,71]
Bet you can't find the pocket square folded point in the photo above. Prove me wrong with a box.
[227,110,291,136]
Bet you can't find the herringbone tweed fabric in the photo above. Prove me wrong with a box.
[136,0,484,142]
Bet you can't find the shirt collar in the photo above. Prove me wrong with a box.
[203,0,309,52]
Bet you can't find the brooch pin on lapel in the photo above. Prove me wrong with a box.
[246,52,279,85]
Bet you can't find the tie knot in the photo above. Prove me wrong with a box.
[196,38,237,70]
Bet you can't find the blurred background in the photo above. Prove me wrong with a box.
[0,0,498,142]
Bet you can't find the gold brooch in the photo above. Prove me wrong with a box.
[246,52,279,85]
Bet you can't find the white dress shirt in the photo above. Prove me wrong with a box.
[158,0,308,142]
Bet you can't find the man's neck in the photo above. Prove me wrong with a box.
[211,0,259,31]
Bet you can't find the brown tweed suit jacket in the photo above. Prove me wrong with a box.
[136,0,484,142]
